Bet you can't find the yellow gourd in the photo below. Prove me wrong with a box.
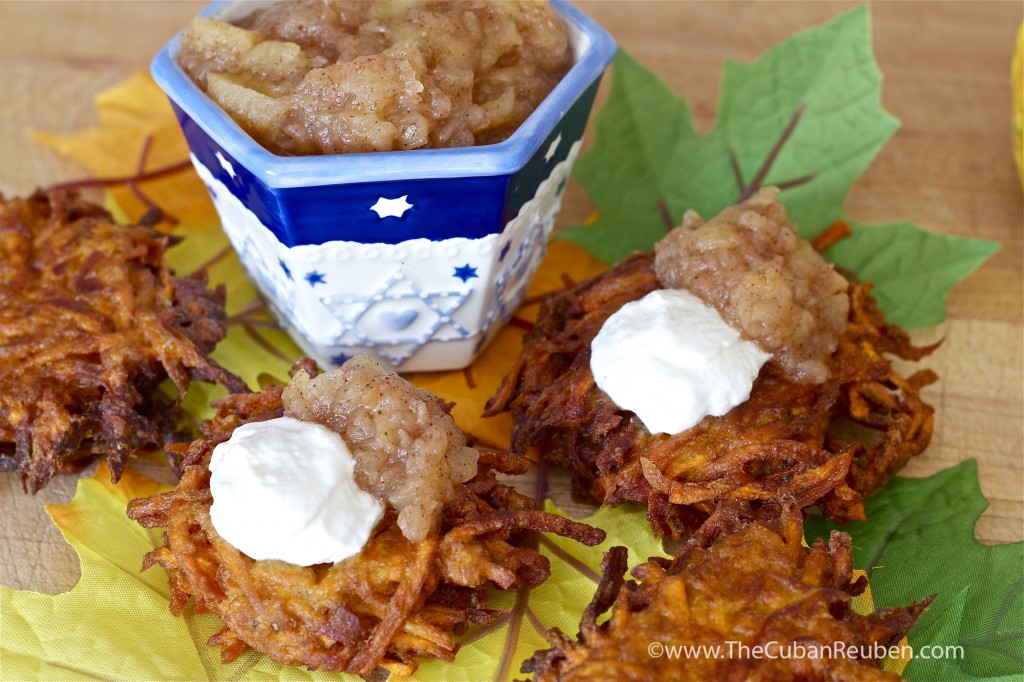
[1013,22,1023,186]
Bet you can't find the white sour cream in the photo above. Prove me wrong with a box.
[208,416,384,566]
[590,289,771,435]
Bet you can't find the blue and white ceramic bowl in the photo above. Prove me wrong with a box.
[152,0,616,372]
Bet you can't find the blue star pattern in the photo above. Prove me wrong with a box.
[320,270,472,366]
[191,135,584,371]
[480,215,553,333]
[478,139,582,336]
[230,234,297,327]
[453,264,478,282]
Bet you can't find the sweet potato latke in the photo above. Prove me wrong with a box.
[486,252,936,537]
[127,358,604,678]
[0,190,244,492]
[523,500,931,682]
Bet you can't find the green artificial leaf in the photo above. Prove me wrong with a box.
[562,6,998,328]
[804,460,1024,681]
[563,6,893,257]
[713,3,897,235]
[826,221,1000,329]
[560,48,699,262]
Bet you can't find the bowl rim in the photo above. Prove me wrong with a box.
[151,0,616,189]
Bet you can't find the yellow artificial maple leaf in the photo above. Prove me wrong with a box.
[0,464,343,681]
[30,71,217,229]
[0,465,664,682]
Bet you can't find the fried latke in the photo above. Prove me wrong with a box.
[486,251,936,536]
[128,359,605,677]
[523,500,931,682]
[0,190,244,492]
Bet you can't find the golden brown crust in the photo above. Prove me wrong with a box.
[127,362,604,677]
[0,190,244,492]
[522,501,932,682]
[485,252,936,536]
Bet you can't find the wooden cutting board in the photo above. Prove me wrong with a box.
[0,0,1020,595]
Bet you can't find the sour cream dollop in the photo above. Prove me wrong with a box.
[208,416,384,566]
[590,289,771,435]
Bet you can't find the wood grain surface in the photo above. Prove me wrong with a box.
[0,1,1020,597]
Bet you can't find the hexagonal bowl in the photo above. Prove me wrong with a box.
[151,0,616,371]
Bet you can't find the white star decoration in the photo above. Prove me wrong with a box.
[544,133,562,162]
[215,151,236,179]
[370,195,414,219]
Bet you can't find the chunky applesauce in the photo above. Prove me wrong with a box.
[654,188,850,384]
[177,0,572,155]
[282,356,479,543]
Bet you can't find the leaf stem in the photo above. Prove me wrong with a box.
[495,587,529,682]
[192,244,234,274]
[126,136,181,228]
[729,146,746,189]
[239,322,291,363]
[734,104,814,203]
[739,104,806,201]
[461,612,513,645]
[773,172,817,193]
[657,197,675,231]
[537,535,601,583]
[47,158,193,193]
[534,458,550,505]
[524,604,549,639]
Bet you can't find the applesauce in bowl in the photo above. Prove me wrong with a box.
[177,0,573,155]
[151,0,615,371]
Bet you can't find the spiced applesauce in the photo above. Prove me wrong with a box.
[177,0,572,155]
[654,188,850,384]
[282,355,479,543]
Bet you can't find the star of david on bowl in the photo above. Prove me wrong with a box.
[320,270,473,366]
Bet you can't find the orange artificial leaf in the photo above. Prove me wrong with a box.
[408,239,609,451]
[30,71,216,229]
